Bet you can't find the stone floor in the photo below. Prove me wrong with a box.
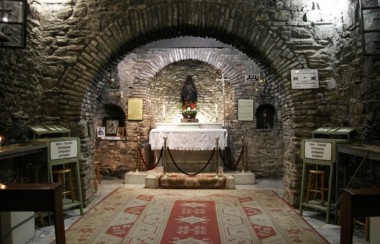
[27,178,368,244]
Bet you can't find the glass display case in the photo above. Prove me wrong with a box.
[29,125,71,140]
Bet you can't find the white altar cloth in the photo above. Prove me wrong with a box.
[149,128,228,151]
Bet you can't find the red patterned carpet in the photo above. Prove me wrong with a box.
[64,188,328,243]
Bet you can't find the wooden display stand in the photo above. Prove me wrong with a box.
[299,138,347,223]
[299,127,355,223]
[47,137,83,215]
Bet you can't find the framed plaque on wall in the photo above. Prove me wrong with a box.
[128,98,143,120]
[291,69,319,89]
[238,99,254,121]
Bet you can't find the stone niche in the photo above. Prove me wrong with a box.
[95,103,129,179]
[256,104,276,130]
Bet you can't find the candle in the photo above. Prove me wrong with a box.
[215,104,218,116]
[163,104,166,119]
[0,136,2,151]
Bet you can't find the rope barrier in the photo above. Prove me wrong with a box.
[137,144,244,172]
[219,145,244,171]
[138,146,162,170]
[167,147,215,176]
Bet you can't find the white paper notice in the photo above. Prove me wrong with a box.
[291,69,319,89]
[304,141,332,161]
[50,139,78,160]
[238,99,254,121]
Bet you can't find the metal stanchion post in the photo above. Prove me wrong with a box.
[135,136,140,173]
[241,136,245,173]
[215,137,219,178]
[163,137,168,178]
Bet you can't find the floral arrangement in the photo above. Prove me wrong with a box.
[180,100,198,118]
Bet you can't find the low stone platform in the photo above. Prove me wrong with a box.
[124,171,148,184]
[124,168,253,189]
[159,173,231,189]
[224,171,256,185]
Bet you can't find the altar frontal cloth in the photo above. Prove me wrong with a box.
[149,128,228,151]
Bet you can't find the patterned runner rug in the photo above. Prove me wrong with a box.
[64,188,328,243]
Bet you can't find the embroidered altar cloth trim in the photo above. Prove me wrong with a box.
[149,128,228,151]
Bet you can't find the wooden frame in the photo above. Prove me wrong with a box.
[0,0,27,48]
[105,120,119,136]
[360,1,380,56]
[117,127,125,137]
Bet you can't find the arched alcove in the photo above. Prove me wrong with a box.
[256,104,276,130]
[102,104,126,135]
[149,60,225,124]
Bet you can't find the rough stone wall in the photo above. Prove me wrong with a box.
[0,0,379,206]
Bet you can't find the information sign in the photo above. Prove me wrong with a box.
[238,99,254,121]
[49,139,78,160]
[304,141,332,161]
[291,69,319,89]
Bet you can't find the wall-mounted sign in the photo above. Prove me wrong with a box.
[304,141,332,161]
[128,98,143,120]
[245,74,260,82]
[291,69,319,89]
[238,99,254,121]
[49,139,78,160]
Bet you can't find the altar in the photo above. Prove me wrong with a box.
[149,123,227,173]
[149,123,227,151]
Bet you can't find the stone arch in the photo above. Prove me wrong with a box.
[56,1,315,205]
[121,48,243,83]
[118,48,252,114]
[58,2,306,123]
[116,47,260,126]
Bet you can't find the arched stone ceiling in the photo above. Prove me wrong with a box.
[121,48,247,82]
[58,2,305,121]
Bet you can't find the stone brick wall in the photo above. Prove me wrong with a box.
[0,0,379,206]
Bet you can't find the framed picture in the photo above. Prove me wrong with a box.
[96,127,105,137]
[105,120,119,136]
[0,0,27,48]
[128,98,143,120]
[117,127,125,137]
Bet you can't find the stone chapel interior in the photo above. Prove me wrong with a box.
[0,0,379,243]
